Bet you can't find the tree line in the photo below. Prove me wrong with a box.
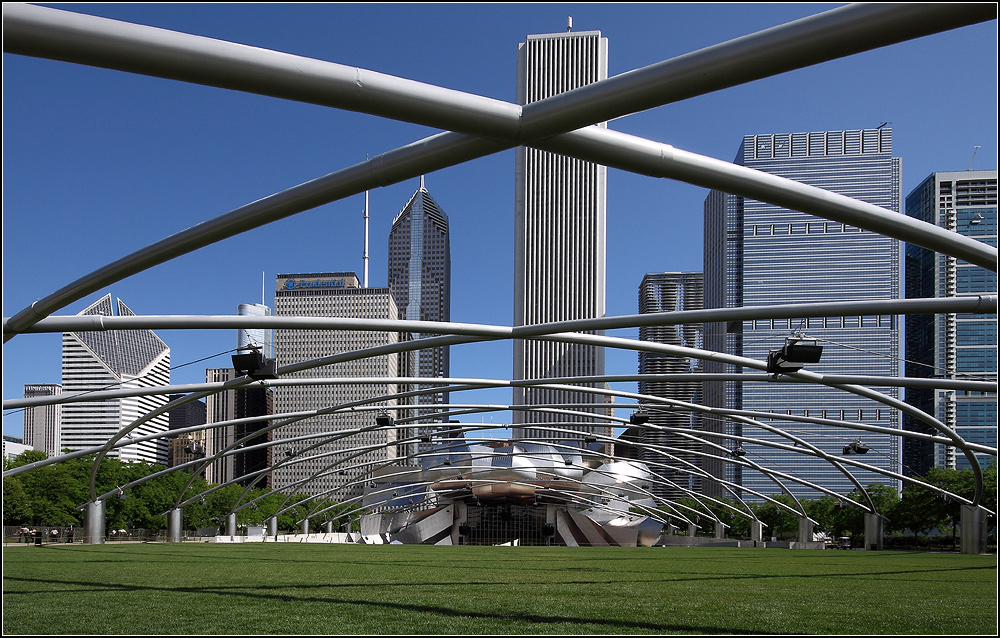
[662,463,997,548]
[4,449,994,545]
[3,450,360,533]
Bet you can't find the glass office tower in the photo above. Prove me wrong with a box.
[904,170,997,474]
[388,177,451,452]
[237,302,273,358]
[704,128,902,500]
[513,27,608,441]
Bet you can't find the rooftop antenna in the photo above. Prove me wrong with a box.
[967,145,981,171]
[567,16,572,32]
[363,154,370,288]
[261,271,265,306]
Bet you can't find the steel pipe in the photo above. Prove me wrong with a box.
[3,4,995,339]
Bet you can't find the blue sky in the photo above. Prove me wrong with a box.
[3,3,997,438]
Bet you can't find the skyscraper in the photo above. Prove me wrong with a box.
[513,26,608,441]
[904,169,997,474]
[60,294,170,464]
[636,272,709,500]
[166,393,206,470]
[203,369,273,487]
[22,383,62,458]
[387,177,451,450]
[271,272,400,498]
[238,302,273,358]
[704,128,902,500]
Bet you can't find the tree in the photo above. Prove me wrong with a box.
[752,493,801,539]
[891,463,997,545]
[2,451,88,527]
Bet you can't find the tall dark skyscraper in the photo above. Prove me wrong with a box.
[202,370,272,488]
[704,128,902,500]
[513,27,609,442]
[387,177,451,450]
[904,169,997,475]
[635,272,709,500]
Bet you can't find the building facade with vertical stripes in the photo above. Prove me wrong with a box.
[60,294,170,464]
[203,368,273,488]
[22,383,62,458]
[513,28,608,441]
[904,169,997,474]
[704,128,902,500]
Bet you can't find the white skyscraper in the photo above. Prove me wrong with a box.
[60,294,170,464]
[271,272,399,498]
[238,302,273,358]
[22,383,62,458]
[513,27,609,440]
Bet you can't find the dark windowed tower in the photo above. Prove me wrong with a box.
[904,170,997,474]
[388,177,451,451]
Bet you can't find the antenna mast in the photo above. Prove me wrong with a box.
[968,145,981,171]
[363,154,370,288]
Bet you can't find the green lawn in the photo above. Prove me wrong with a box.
[3,543,997,635]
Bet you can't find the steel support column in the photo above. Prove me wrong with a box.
[167,508,183,543]
[83,500,105,545]
[798,517,814,544]
[864,513,885,551]
[960,505,989,555]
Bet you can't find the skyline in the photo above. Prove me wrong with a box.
[3,3,998,439]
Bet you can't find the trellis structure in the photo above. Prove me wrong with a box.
[2,3,996,552]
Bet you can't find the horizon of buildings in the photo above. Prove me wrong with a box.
[16,153,996,503]
[12,23,995,506]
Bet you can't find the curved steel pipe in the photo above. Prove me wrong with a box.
[3,4,995,340]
